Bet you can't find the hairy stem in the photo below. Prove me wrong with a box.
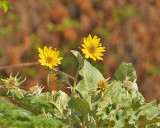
[73,59,84,93]
[96,114,98,128]
[47,67,50,93]
[82,115,86,128]
[42,108,47,118]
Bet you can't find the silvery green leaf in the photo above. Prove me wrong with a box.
[114,62,137,82]
[76,60,104,99]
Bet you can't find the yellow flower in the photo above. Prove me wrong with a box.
[53,70,64,81]
[123,80,133,86]
[1,73,26,89]
[4,76,15,89]
[38,46,63,69]
[29,85,38,92]
[98,79,109,91]
[104,94,107,99]
[29,83,44,95]
[81,34,105,61]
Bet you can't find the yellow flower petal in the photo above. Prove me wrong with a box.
[81,34,105,61]
[98,79,109,91]
[38,46,63,69]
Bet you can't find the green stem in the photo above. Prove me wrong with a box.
[82,115,86,128]
[17,88,24,98]
[90,111,93,127]
[50,102,64,119]
[42,108,47,118]
[73,59,84,93]
[47,67,50,93]
[96,115,98,128]
[96,104,98,128]
[71,109,74,127]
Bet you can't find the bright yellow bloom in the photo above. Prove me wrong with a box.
[81,34,105,61]
[38,46,63,69]
[4,76,15,89]
[98,79,109,91]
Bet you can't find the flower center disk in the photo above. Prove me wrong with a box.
[45,57,53,63]
[6,78,15,88]
[89,45,96,54]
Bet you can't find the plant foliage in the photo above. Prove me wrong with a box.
[0,50,160,128]
[0,1,13,13]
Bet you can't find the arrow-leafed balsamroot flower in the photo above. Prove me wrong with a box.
[38,46,63,69]
[28,83,44,96]
[98,79,109,91]
[81,34,105,61]
[1,73,26,89]
[3,76,15,89]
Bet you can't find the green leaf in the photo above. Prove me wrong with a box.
[124,120,135,128]
[0,97,61,127]
[135,116,160,128]
[114,62,137,82]
[0,96,20,111]
[68,97,89,115]
[0,1,13,13]
[114,118,125,128]
[36,91,70,117]
[97,80,145,127]
[0,109,61,128]
[135,100,160,127]
[53,70,72,90]
[3,88,27,99]
[138,100,160,120]
[62,73,72,87]
[71,50,83,64]
[2,2,8,12]
[48,91,70,117]
[131,97,145,111]
[76,60,104,99]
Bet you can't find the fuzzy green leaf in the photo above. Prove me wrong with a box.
[68,97,89,115]
[96,80,145,127]
[76,60,104,99]
[21,91,70,117]
[40,91,70,117]
[71,50,83,64]
[114,62,137,82]
[137,100,160,120]
[135,116,160,128]
[135,100,160,127]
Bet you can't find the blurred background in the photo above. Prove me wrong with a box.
[0,0,160,102]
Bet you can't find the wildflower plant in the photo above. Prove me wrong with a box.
[1,73,26,98]
[0,34,160,128]
[38,46,63,92]
[1,72,26,89]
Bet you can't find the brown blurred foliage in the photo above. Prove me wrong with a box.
[0,0,160,102]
